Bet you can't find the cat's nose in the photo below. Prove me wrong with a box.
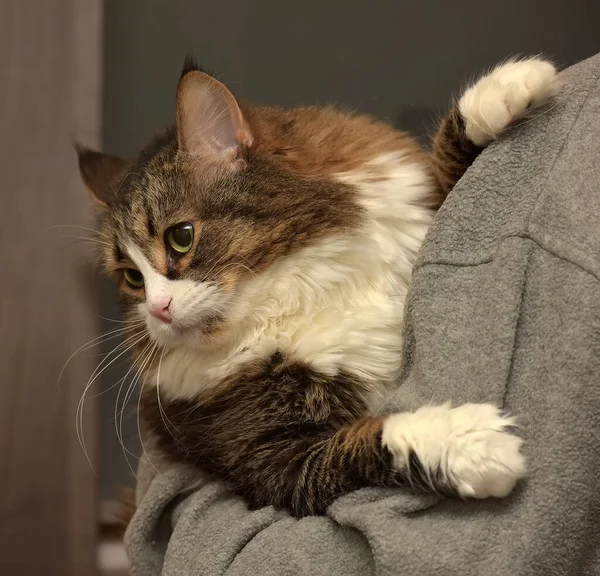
[148,297,172,323]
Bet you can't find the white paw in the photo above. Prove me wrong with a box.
[459,57,557,146]
[382,403,526,498]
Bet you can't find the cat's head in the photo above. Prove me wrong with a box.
[78,61,361,350]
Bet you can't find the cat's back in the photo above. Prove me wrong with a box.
[243,102,431,181]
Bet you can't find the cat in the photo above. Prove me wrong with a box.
[78,56,556,517]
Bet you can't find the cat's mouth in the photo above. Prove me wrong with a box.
[145,311,225,348]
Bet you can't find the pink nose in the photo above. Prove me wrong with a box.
[148,297,172,323]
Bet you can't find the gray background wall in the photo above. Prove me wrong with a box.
[100,0,600,500]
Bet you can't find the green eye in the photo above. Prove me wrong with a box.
[167,222,194,254]
[123,268,144,288]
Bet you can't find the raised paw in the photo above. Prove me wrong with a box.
[459,57,557,146]
[382,403,526,498]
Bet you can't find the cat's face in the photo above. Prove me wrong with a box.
[78,63,360,350]
[93,141,239,348]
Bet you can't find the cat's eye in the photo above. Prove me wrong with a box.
[167,222,194,254]
[123,268,144,288]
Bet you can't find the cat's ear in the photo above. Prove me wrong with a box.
[176,70,253,167]
[76,145,128,207]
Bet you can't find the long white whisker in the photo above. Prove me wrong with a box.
[230,253,258,272]
[221,261,257,278]
[156,350,185,444]
[54,232,113,247]
[59,322,145,387]
[117,341,158,481]
[200,252,231,283]
[136,346,162,474]
[114,339,153,460]
[45,224,110,237]
[119,342,155,429]
[99,315,145,325]
[76,330,148,470]
[76,331,147,456]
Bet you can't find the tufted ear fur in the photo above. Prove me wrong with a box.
[176,70,253,168]
[76,145,129,207]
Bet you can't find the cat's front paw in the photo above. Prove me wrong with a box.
[437,403,526,498]
[382,403,526,498]
[459,57,557,146]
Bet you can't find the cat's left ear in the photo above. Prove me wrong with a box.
[176,70,253,167]
[76,145,129,208]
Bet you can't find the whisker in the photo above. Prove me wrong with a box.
[77,330,147,427]
[82,353,147,404]
[59,322,145,387]
[53,232,113,247]
[44,224,110,237]
[119,341,155,432]
[76,330,148,470]
[200,252,231,283]
[213,261,258,279]
[231,253,258,272]
[136,346,162,474]
[99,315,145,325]
[117,340,157,481]
[156,348,186,445]
[114,339,153,461]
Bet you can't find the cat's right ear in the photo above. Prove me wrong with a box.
[176,70,253,169]
[76,145,128,208]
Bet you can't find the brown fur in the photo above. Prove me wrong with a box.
[79,59,484,522]
[140,352,437,517]
[431,106,483,201]
[245,104,428,179]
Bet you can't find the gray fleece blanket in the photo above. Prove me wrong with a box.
[126,54,600,576]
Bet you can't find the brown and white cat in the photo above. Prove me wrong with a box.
[78,57,555,517]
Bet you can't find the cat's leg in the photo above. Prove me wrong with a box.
[283,403,524,516]
[431,57,557,198]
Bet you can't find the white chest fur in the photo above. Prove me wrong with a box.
[151,152,434,410]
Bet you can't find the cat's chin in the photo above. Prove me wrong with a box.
[145,313,225,350]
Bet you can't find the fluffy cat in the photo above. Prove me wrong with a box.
[78,56,556,517]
